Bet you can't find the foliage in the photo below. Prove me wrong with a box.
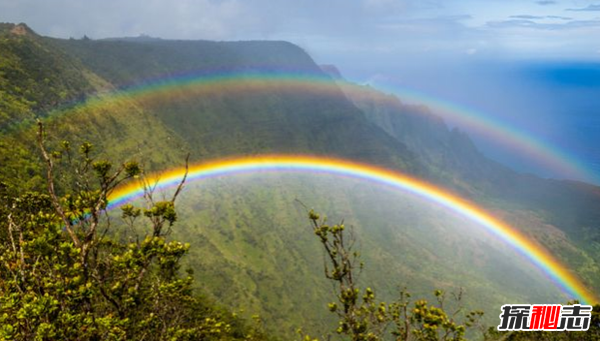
[304,210,600,340]
[0,123,271,341]
[304,210,485,341]
[486,304,600,341]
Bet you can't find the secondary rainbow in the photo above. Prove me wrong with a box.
[107,154,598,305]
[350,79,594,183]
[34,69,594,183]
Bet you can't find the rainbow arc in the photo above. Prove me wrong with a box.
[107,155,598,305]
[34,70,593,183]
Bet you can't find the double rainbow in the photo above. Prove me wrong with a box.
[107,155,598,305]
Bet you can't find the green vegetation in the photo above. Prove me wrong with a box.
[0,126,271,340]
[304,209,600,340]
[1,124,595,340]
[303,209,485,341]
[164,173,567,336]
[0,24,92,132]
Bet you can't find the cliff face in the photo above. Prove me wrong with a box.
[48,36,421,172]
[319,64,344,79]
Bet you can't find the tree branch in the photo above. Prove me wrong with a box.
[36,121,81,248]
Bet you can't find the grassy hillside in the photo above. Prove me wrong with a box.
[0,24,190,189]
[139,174,567,336]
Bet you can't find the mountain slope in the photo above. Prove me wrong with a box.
[50,37,422,173]
[0,24,189,188]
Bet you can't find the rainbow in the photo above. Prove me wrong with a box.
[20,70,353,136]
[107,155,598,305]
[355,79,595,183]
[32,69,594,184]
[40,70,348,123]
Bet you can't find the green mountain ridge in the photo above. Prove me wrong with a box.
[1,23,599,338]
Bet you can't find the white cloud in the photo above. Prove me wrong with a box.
[566,4,600,12]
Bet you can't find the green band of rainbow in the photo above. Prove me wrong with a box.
[107,155,598,305]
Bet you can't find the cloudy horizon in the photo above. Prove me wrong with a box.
[1,0,600,63]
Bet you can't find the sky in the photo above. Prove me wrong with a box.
[1,0,600,183]
[1,0,600,62]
